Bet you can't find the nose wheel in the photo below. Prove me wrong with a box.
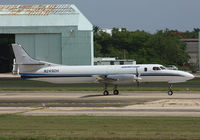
[168,89,173,96]
[168,84,173,96]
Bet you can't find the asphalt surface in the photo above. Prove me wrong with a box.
[0,91,200,116]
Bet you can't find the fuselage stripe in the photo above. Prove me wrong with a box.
[20,73,184,79]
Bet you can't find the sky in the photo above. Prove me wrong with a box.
[0,0,200,33]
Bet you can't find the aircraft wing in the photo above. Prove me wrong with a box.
[93,74,142,84]
[93,75,119,83]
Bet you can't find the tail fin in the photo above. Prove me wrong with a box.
[12,44,52,73]
[12,44,43,65]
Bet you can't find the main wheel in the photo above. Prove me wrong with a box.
[168,90,173,96]
[103,90,109,96]
[113,90,119,95]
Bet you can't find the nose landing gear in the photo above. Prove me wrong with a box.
[168,84,173,96]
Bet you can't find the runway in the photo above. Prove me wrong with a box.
[0,91,200,116]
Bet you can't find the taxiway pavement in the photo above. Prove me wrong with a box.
[0,91,200,116]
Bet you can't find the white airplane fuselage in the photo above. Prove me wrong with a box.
[20,64,194,85]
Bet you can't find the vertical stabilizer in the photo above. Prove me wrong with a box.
[12,44,43,65]
[12,44,47,73]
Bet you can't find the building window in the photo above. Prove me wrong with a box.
[110,61,114,65]
[120,61,124,65]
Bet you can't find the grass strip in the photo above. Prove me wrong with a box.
[0,115,200,140]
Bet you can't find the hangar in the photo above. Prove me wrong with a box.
[0,4,93,73]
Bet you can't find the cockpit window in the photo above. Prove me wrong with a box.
[160,66,166,70]
[153,67,161,70]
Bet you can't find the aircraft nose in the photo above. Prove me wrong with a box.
[185,72,195,80]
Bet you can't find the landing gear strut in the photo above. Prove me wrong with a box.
[168,84,173,96]
[103,84,109,96]
[113,85,119,95]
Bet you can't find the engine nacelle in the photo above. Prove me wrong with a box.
[107,74,141,85]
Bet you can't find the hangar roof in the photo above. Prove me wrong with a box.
[0,4,92,30]
[0,5,78,15]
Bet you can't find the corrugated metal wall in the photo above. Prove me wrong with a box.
[16,33,62,64]
[62,30,92,65]
[0,26,92,66]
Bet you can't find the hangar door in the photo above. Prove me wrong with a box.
[16,34,62,64]
[0,34,15,73]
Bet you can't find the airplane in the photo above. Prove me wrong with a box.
[12,44,194,96]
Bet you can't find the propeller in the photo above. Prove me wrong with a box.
[135,67,141,87]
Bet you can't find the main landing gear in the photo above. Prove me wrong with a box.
[113,85,119,95]
[168,84,173,96]
[103,84,109,96]
[103,84,119,96]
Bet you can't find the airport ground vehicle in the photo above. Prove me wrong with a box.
[167,65,178,70]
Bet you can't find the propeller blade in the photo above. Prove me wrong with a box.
[136,67,139,77]
[136,67,140,87]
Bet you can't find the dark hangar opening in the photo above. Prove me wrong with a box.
[0,34,15,73]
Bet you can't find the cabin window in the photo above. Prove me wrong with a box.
[160,66,166,70]
[153,67,161,70]
[144,67,147,72]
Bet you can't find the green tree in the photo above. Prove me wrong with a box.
[94,28,190,67]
